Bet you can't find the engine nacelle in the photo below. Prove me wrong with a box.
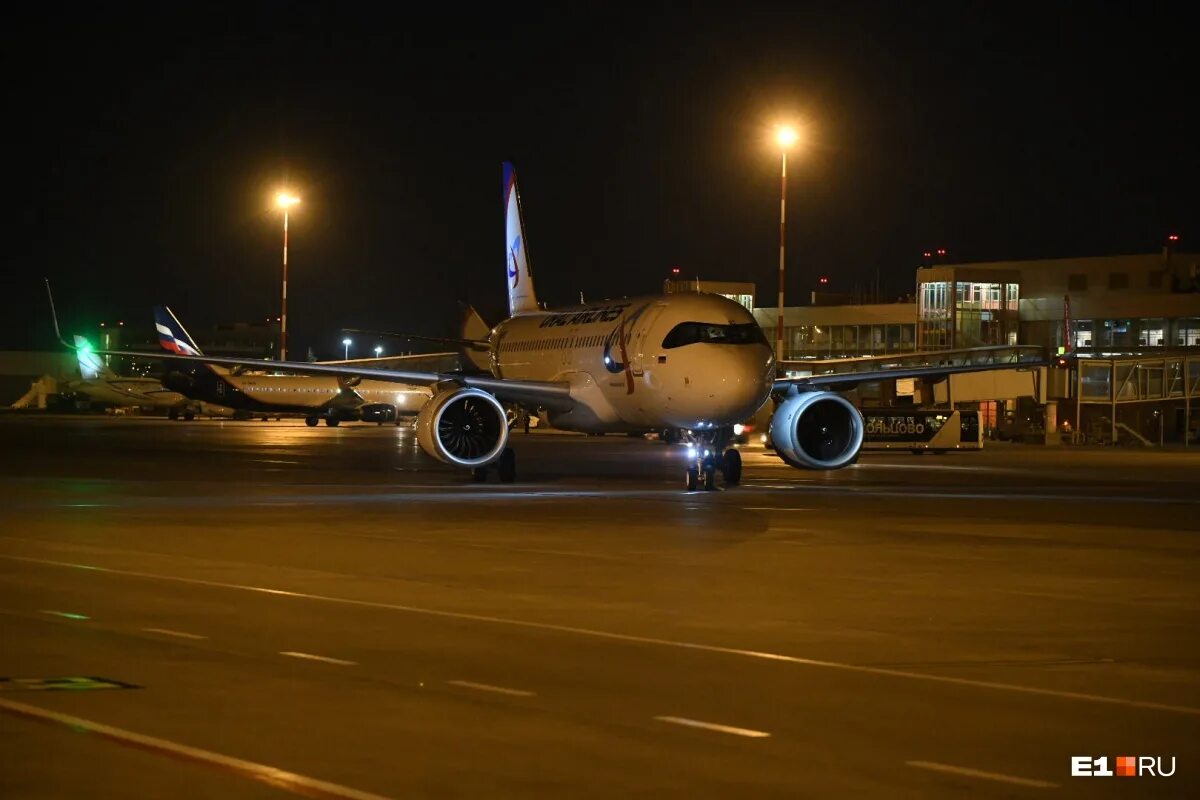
[358,403,396,423]
[770,391,864,470]
[416,387,509,467]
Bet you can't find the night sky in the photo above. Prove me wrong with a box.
[5,4,1194,357]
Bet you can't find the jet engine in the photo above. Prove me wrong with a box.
[358,403,396,423]
[416,387,509,467]
[770,391,864,470]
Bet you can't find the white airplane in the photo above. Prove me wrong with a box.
[62,335,197,416]
[152,306,455,427]
[89,162,1049,489]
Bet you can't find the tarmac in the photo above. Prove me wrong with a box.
[0,414,1197,798]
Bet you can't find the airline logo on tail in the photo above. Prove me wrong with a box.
[154,306,203,356]
[508,240,522,288]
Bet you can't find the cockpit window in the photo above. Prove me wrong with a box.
[661,322,769,349]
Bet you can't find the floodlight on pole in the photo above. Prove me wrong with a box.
[774,125,800,364]
[374,345,383,358]
[342,338,352,360]
[274,191,301,361]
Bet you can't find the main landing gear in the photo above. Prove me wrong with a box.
[683,427,741,491]
[471,447,517,484]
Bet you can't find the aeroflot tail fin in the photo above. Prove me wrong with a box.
[503,161,539,316]
[153,306,204,356]
[73,335,116,381]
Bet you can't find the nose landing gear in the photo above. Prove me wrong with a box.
[683,427,741,491]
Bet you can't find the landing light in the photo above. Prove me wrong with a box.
[733,423,745,436]
[687,445,697,458]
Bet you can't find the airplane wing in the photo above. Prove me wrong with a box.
[319,351,467,368]
[774,358,1053,393]
[341,328,491,352]
[92,348,574,411]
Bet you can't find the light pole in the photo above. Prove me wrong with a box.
[275,191,301,361]
[775,126,798,364]
[342,338,352,360]
[374,345,383,358]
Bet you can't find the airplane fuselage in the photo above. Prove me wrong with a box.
[162,367,430,419]
[490,292,774,432]
[69,377,187,409]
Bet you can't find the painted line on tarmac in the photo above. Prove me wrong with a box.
[4,553,1198,718]
[0,696,395,800]
[906,760,1058,789]
[40,609,90,621]
[741,507,813,512]
[280,651,357,666]
[654,716,770,738]
[142,627,207,640]
[447,680,535,697]
[744,484,1200,505]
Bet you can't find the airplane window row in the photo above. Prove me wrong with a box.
[505,334,610,353]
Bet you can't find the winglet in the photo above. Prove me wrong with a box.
[44,278,73,349]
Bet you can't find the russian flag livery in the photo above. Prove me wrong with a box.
[503,161,539,316]
[154,306,204,356]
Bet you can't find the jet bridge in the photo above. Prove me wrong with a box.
[1073,354,1200,446]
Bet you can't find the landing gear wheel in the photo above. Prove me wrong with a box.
[471,466,488,483]
[685,466,699,491]
[721,448,742,485]
[325,418,340,427]
[305,417,319,427]
[497,448,516,483]
[183,411,195,422]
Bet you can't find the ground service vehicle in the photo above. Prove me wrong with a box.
[859,408,982,454]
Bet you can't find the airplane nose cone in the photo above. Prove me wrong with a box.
[670,344,773,425]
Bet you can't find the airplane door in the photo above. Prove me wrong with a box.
[629,304,667,377]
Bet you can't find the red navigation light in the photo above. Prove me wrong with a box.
[1168,234,1179,242]
[671,267,681,274]
[936,248,947,256]
[818,276,829,285]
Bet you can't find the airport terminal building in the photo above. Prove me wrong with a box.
[675,250,1200,445]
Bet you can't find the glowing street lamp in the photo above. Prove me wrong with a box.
[274,191,301,360]
[374,345,383,358]
[774,125,800,363]
[342,337,352,360]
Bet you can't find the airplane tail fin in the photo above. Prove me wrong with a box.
[73,335,116,381]
[503,161,540,316]
[154,306,204,356]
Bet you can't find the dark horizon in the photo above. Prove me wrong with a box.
[5,3,1195,357]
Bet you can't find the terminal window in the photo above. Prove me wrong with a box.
[1178,319,1200,347]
